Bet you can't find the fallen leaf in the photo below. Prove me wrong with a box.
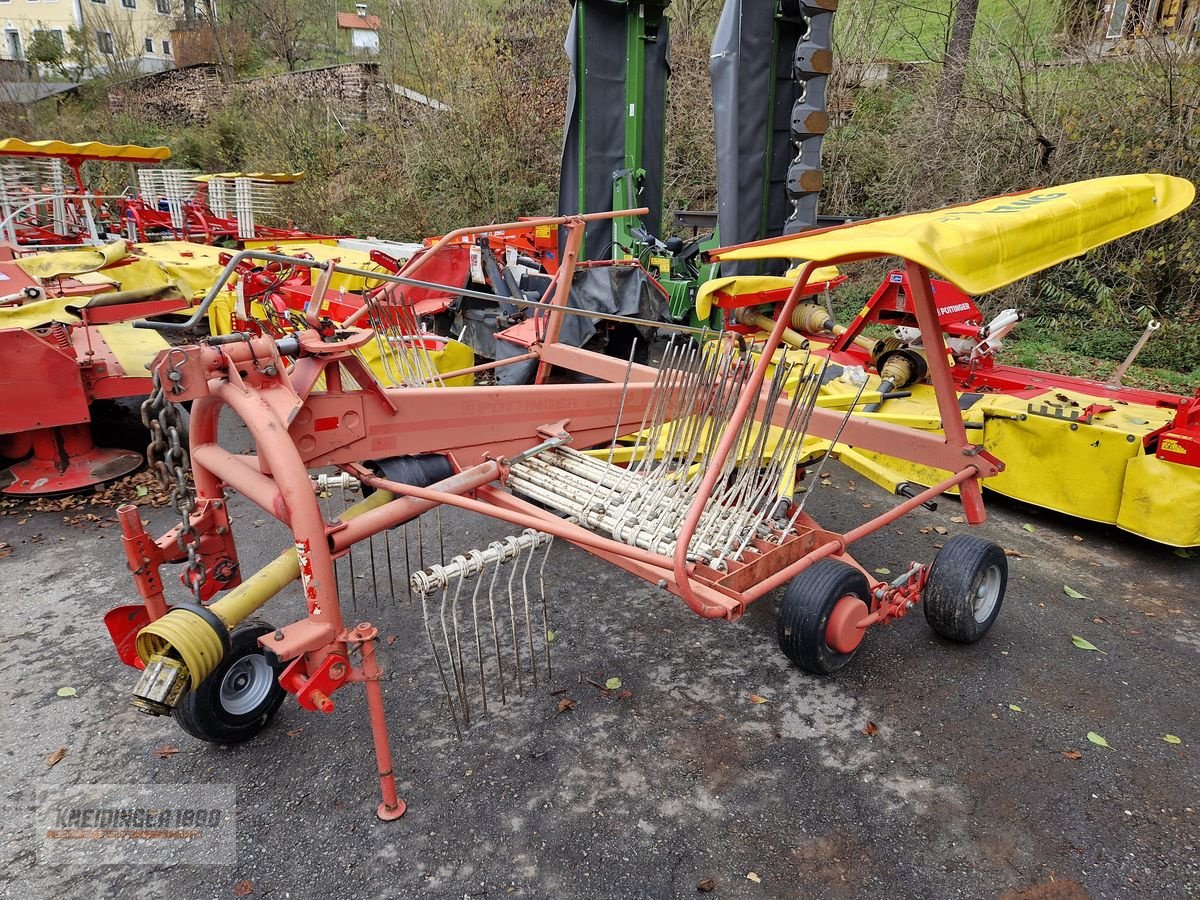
[874,567,891,576]
[135,485,149,497]
[1087,731,1112,749]
[1071,635,1106,654]
[1072,535,1084,542]
[918,527,932,535]
[934,526,948,535]
[1009,704,1023,712]
[56,687,76,698]
[746,872,761,884]
[1174,548,1195,559]
[749,694,771,704]
[1061,749,1082,760]
[697,878,716,893]
[1163,734,1182,745]
[604,677,622,690]
[617,688,633,700]
[386,635,397,646]
[1022,523,1036,533]
[233,881,254,897]
[45,747,67,768]
[949,515,965,524]
[1063,585,1090,600]
[1004,548,1024,558]
[557,698,577,713]
[861,502,874,509]
[820,479,833,487]
[546,630,556,642]
[154,746,180,759]
[286,729,303,738]
[862,721,879,737]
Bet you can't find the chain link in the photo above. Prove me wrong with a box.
[140,361,205,597]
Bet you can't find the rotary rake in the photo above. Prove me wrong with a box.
[105,208,1007,820]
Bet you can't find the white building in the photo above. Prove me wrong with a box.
[0,0,178,76]
[337,4,380,56]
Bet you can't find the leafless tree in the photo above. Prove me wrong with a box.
[936,0,980,121]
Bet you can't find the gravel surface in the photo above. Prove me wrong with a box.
[0,449,1196,899]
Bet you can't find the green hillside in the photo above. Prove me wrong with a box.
[837,0,1065,61]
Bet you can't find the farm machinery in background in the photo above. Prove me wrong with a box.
[0,143,474,495]
[470,0,1200,547]
[0,139,327,249]
[703,176,1200,548]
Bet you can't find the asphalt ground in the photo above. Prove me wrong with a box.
[0,429,1196,899]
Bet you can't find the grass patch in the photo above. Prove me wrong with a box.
[836,0,1063,62]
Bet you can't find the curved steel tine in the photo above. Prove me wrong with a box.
[450,558,470,724]
[467,549,489,716]
[423,581,462,740]
[438,558,466,724]
[506,537,524,696]
[538,535,554,681]
[520,532,538,689]
[487,541,507,705]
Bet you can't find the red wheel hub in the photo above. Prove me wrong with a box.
[826,595,869,654]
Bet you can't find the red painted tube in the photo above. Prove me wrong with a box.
[669,263,822,618]
[741,466,979,603]
[330,461,503,550]
[190,444,289,523]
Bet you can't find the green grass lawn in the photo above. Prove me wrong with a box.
[836,0,1064,62]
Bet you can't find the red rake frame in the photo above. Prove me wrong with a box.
[110,209,1002,819]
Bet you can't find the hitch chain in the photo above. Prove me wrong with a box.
[140,355,205,597]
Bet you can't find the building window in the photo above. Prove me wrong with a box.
[5,30,21,60]
[144,36,153,52]
[33,29,65,51]
[97,30,114,54]
[162,39,170,55]
[157,0,171,12]
[122,0,136,7]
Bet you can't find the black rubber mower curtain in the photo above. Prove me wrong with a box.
[558,1,671,262]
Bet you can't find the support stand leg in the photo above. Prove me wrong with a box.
[349,622,406,821]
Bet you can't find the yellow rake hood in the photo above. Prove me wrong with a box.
[0,138,171,164]
[708,174,1195,295]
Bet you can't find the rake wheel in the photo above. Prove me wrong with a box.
[174,620,286,744]
[922,534,1007,644]
[777,560,871,674]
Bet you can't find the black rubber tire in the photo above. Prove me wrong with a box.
[777,559,871,674]
[923,534,1007,643]
[174,620,286,744]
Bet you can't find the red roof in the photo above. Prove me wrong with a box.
[337,12,381,30]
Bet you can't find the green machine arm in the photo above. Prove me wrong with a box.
[558,0,671,262]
